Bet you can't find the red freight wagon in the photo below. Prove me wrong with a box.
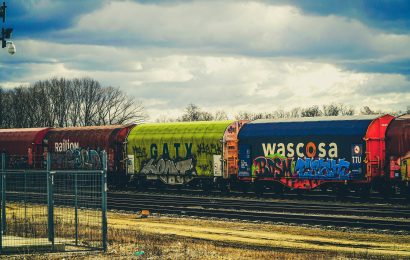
[45,124,135,185]
[386,114,410,189]
[0,127,51,168]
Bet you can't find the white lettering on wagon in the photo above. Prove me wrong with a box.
[54,139,80,152]
[262,142,338,158]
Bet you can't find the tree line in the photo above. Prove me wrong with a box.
[0,77,146,128]
[158,103,410,122]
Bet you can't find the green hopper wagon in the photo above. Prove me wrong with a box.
[126,121,246,187]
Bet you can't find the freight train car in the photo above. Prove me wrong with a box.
[0,127,51,169]
[386,114,410,194]
[237,115,395,194]
[45,124,135,186]
[126,121,246,189]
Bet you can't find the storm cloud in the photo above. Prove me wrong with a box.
[1,0,409,120]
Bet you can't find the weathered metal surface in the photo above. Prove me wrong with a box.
[45,125,135,174]
[127,121,240,184]
[237,115,394,189]
[386,114,410,181]
[0,128,51,167]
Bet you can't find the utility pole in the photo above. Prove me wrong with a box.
[0,1,15,54]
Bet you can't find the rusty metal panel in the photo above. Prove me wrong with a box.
[386,114,410,181]
[364,114,395,179]
[386,114,410,158]
[46,125,135,173]
[223,120,248,177]
[0,127,51,168]
[0,128,50,156]
[46,125,132,152]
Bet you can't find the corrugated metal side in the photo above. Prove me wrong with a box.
[386,114,410,157]
[127,121,233,177]
[46,125,133,172]
[0,128,50,156]
[386,114,410,180]
[237,115,392,184]
[239,115,380,138]
[363,114,395,179]
[223,120,248,177]
[47,126,116,152]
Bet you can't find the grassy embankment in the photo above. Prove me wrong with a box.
[3,203,410,259]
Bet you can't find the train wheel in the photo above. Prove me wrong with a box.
[271,182,284,194]
[358,184,370,199]
[201,180,213,193]
[253,182,265,196]
[219,180,230,194]
[320,186,328,193]
[336,185,348,198]
[240,183,249,194]
[400,183,410,197]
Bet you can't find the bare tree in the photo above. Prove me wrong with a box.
[155,114,177,123]
[181,103,202,121]
[273,109,287,118]
[339,105,354,116]
[322,103,354,116]
[301,105,322,117]
[0,77,146,128]
[214,110,228,120]
[235,111,254,120]
[360,106,376,115]
[97,86,146,125]
[179,103,214,121]
[289,107,301,118]
[322,104,340,116]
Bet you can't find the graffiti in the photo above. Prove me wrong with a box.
[132,146,147,159]
[295,158,351,179]
[52,148,102,170]
[252,154,352,180]
[252,154,294,178]
[197,143,222,156]
[227,125,237,134]
[7,156,29,169]
[141,158,196,176]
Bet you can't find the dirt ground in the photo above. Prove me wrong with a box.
[4,211,410,259]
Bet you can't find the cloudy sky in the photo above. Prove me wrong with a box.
[1,0,409,121]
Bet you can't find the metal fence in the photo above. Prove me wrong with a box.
[0,152,107,254]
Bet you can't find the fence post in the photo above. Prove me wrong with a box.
[101,151,108,252]
[1,153,6,234]
[74,172,78,246]
[47,153,55,250]
[0,153,5,253]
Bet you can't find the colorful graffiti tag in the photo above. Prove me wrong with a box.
[295,157,351,179]
[252,153,352,180]
[252,154,294,178]
[52,148,102,170]
[140,158,196,176]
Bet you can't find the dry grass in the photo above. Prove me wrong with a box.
[3,204,410,259]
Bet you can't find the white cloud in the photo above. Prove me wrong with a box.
[1,1,409,122]
[4,39,409,121]
[67,0,410,60]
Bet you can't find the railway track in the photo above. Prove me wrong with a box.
[108,191,410,232]
[114,186,410,205]
[5,190,410,232]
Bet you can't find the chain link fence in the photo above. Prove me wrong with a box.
[0,152,107,254]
